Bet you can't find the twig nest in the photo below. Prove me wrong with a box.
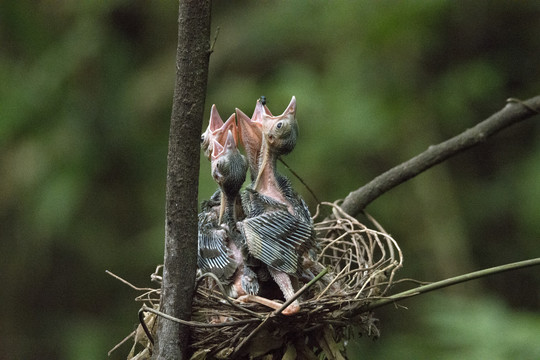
[118,202,402,359]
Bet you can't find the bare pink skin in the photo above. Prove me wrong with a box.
[236,99,274,178]
[253,151,290,210]
[228,241,248,297]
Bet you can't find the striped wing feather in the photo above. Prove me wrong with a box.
[197,213,237,281]
[242,210,312,274]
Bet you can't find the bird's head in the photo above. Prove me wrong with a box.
[211,130,247,195]
[262,96,298,156]
[201,105,237,160]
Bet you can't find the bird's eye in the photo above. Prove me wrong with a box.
[200,134,205,143]
[276,122,283,129]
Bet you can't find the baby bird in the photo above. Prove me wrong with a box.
[238,97,315,315]
[198,113,258,297]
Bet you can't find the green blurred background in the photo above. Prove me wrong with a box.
[1,1,539,359]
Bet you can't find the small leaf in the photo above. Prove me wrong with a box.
[215,347,233,359]
[190,349,210,360]
[282,343,297,360]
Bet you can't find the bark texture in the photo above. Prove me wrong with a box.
[153,1,211,359]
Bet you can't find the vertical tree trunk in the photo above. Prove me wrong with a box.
[153,1,211,359]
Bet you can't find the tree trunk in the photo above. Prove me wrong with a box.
[153,1,211,359]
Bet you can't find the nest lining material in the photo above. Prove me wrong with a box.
[112,202,402,359]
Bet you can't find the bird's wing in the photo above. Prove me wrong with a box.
[240,210,312,274]
[241,187,289,217]
[198,214,237,281]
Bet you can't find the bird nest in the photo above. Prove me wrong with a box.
[110,202,402,359]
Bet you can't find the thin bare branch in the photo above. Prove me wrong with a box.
[108,330,136,356]
[279,157,321,203]
[106,270,155,292]
[363,257,540,312]
[340,96,540,217]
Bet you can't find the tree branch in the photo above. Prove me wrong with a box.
[340,96,540,217]
[153,1,211,359]
[363,257,540,312]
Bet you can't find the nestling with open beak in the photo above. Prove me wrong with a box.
[237,96,315,315]
[198,112,259,298]
[200,104,238,160]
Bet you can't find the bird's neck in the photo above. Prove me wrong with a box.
[247,151,260,183]
[220,190,239,229]
[254,139,288,207]
[244,134,262,182]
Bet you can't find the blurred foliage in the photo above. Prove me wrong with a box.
[1,1,539,359]
[348,293,540,359]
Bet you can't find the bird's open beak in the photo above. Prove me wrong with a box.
[201,105,225,159]
[261,96,297,136]
[203,106,238,160]
[283,96,296,117]
[236,106,262,178]
[211,138,224,163]
[211,129,237,162]
[224,129,237,153]
[253,98,273,121]
[209,104,225,131]
[219,114,238,147]
[272,96,296,122]
[236,108,261,148]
